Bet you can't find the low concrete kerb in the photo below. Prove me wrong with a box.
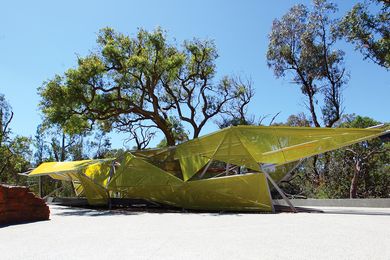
[273,198,390,208]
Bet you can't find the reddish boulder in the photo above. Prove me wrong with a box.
[0,185,50,225]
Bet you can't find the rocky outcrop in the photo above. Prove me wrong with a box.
[0,185,50,225]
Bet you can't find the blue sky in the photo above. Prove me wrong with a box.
[1,0,389,148]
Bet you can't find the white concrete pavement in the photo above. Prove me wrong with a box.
[1,205,390,260]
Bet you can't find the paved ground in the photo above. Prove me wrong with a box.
[1,205,390,260]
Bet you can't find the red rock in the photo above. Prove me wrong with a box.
[0,185,50,225]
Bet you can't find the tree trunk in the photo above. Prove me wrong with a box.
[350,160,361,198]
[60,133,66,162]
[165,133,175,146]
[158,125,175,146]
[306,89,321,128]
[193,128,201,139]
[312,155,320,185]
[350,173,358,198]
[155,118,176,146]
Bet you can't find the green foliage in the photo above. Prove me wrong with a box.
[268,0,388,198]
[157,116,189,148]
[30,124,113,197]
[33,122,114,164]
[0,94,32,185]
[267,0,346,127]
[273,113,312,127]
[287,114,390,198]
[338,0,390,69]
[39,27,253,146]
[217,116,254,129]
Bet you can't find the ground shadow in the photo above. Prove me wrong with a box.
[0,219,50,228]
[52,206,145,217]
[50,203,315,217]
[50,205,276,217]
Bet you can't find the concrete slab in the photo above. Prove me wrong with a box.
[274,198,390,208]
[1,205,389,260]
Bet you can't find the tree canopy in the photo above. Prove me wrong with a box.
[39,27,254,146]
[267,0,347,127]
[285,115,390,199]
[338,0,389,69]
[0,94,31,184]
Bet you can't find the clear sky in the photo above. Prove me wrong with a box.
[1,0,389,148]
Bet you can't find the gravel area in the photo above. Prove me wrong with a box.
[1,205,390,260]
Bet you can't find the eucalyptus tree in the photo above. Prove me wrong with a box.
[313,115,389,198]
[266,0,350,184]
[338,0,389,69]
[0,94,31,184]
[39,27,254,146]
[267,0,347,128]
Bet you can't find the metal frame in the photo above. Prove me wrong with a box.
[279,159,305,184]
[264,171,297,213]
[261,172,275,213]
[199,159,213,178]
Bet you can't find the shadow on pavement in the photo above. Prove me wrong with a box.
[50,205,279,217]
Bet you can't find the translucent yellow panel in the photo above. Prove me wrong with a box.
[107,153,184,206]
[73,181,85,196]
[29,159,113,205]
[236,126,384,164]
[212,130,260,170]
[179,155,210,181]
[175,129,228,160]
[83,160,112,188]
[28,126,387,211]
[108,154,183,188]
[175,126,385,167]
[181,173,273,212]
[78,174,108,205]
[108,156,273,211]
[29,159,114,176]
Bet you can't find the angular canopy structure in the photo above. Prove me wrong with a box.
[29,126,388,212]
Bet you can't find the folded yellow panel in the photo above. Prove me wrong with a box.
[78,174,109,205]
[29,159,114,204]
[73,181,85,196]
[108,154,183,188]
[236,126,385,164]
[175,129,228,160]
[27,126,388,212]
[181,173,273,212]
[107,154,273,211]
[175,126,386,167]
[29,159,113,177]
[179,155,210,181]
[108,153,184,206]
[83,160,112,188]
